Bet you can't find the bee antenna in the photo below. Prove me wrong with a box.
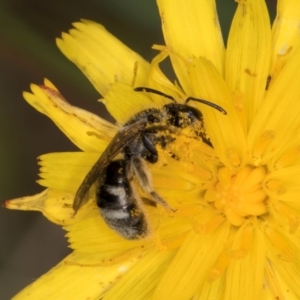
[134,87,176,102]
[186,97,227,115]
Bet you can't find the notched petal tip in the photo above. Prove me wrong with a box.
[57,19,150,96]
[43,78,58,90]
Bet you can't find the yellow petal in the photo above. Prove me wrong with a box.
[269,200,300,234]
[23,79,117,152]
[157,0,224,94]
[151,157,208,191]
[38,152,100,193]
[271,0,300,83]
[57,20,150,96]
[224,225,265,300]
[4,188,97,226]
[273,146,300,169]
[248,48,300,167]
[153,223,230,300]
[188,57,247,168]
[268,269,300,300]
[264,259,287,300]
[102,82,156,124]
[3,189,75,226]
[147,49,185,105]
[65,210,148,254]
[12,251,141,300]
[265,165,300,196]
[225,0,271,130]
[193,275,225,300]
[265,226,300,297]
[102,249,175,300]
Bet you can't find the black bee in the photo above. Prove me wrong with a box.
[73,87,226,239]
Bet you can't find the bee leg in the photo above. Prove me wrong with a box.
[132,156,176,212]
[125,161,156,207]
[149,190,176,212]
[141,134,158,163]
[141,132,174,163]
[141,197,157,207]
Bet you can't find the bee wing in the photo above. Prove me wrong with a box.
[73,118,148,213]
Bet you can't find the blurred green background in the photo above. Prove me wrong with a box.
[0,0,275,298]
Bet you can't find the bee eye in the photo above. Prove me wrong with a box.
[147,114,160,124]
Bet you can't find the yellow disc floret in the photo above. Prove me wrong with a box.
[205,166,268,226]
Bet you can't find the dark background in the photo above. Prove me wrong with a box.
[0,0,275,298]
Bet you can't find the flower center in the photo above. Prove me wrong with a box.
[204,166,268,226]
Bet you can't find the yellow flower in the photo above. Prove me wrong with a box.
[5,0,300,299]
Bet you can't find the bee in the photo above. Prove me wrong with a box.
[73,87,226,239]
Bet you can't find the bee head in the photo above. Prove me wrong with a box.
[134,87,227,116]
[147,113,161,124]
[163,103,202,128]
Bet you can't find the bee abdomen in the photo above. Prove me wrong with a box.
[97,184,148,239]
